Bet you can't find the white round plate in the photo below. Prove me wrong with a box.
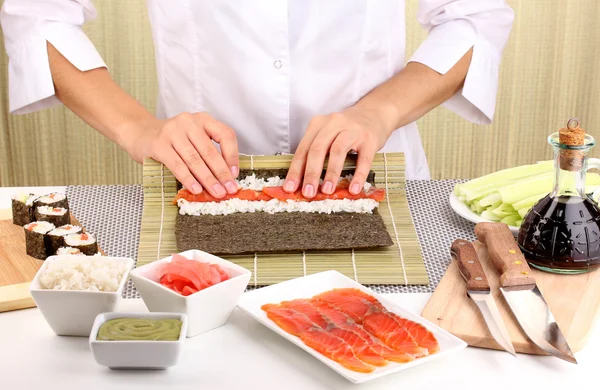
[448,192,519,235]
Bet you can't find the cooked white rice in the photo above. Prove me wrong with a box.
[64,233,96,246]
[39,257,129,292]
[37,206,67,216]
[12,192,38,206]
[56,247,83,256]
[49,225,82,237]
[36,192,66,204]
[24,221,55,234]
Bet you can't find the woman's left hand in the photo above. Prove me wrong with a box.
[284,107,393,198]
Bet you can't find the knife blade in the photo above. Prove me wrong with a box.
[474,222,577,364]
[451,239,516,356]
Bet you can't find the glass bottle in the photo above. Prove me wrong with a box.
[517,119,600,274]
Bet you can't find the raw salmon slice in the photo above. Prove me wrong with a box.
[300,328,375,373]
[312,300,415,364]
[315,292,375,323]
[363,310,429,357]
[388,313,440,354]
[173,188,268,204]
[282,300,388,367]
[261,304,374,373]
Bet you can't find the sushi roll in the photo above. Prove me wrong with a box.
[56,247,84,256]
[47,225,83,255]
[24,221,55,260]
[11,193,38,226]
[35,206,70,227]
[64,233,98,256]
[34,192,69,210]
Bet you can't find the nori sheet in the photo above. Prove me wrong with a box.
[46,235,66,256]
[25,229,48,260]
[12,199,34,227]
[175,210,393,255]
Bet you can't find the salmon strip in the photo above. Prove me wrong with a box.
[261,304,374,373]
[281,300,388,367]
[315,291,375,323]
[312,300,415,363]
[387,312,440,354]
[363,310,428,357]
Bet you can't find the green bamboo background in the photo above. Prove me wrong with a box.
[0,0,599,186]
[138,153,428,285]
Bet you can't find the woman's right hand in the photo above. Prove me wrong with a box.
[126,112,240,198]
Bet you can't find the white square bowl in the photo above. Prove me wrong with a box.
[237,270,468,384]
[130,249,251,337]
[89,312,188,369]
[29,255,134,337]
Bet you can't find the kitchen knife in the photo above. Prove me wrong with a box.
[474,222,577,364]
[451,239,516,356]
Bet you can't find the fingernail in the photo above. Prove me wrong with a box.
[213,184,226,197]
[191,184,202,194]
[303,184,315,198]
[284,180,295,192]
[350,183,361,195]
[225,181,238,194]
[230,165,239,177]
[322,181,333,194]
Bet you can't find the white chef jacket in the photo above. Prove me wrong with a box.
[1,0,514,179]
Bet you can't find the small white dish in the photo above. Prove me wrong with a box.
[130,249,251,337]
[237,270,468,384]
[29,255,134,336]
[449,192,519,235]
[89,312,188,369]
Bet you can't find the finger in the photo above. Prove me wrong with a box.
[171,134,228,198]
[350,144,378,195]
[321,132,356,194]
[301,126,342,198]
[202,117,240,178]
[160,148,203,195]
[188,124,238,195]
[284,116,325,193]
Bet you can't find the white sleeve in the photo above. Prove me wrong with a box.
[408,0,514,124]
[0,0,107,115]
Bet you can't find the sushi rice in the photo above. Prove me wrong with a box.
[178,198,379,216]
[56,247,84,256]
[39,256,129,292]
[11,192,38,206]
[49,225,82,237]
[24,221,55,234]
[179,174,377,216]
[37,206,68,216]
[64,233,96,246]
[35,192,67,205]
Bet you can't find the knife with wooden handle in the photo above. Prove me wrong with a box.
[451,239,516,356]
[475,222,577,364]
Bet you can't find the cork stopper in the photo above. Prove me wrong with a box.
[558,118,585,171]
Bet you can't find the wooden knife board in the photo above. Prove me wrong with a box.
[422,241,600,355]
[0,208,98,313]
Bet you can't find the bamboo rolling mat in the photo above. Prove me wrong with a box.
[137,153,428,286]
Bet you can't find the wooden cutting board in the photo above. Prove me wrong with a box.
[0,208,95,313]
[422,241,600,354]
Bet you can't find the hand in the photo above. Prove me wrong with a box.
[284,107,392,198]
[127,112,240,198]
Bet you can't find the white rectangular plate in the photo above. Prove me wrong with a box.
[237,270,467,384]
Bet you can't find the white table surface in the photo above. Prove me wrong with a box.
[0,186,597,389]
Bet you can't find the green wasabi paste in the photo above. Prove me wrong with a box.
[97,318,182,341]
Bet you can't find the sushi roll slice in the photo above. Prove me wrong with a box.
[47,225,83,255]
[24,221,55,260]
[64,233,98,256]
[11,193,38,226]
[35,206,70,227]
[56,247,84,256]
[34,192,69,210]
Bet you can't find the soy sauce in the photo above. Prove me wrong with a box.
[518,195,600,273]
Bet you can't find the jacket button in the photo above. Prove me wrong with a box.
[274,60,282,69]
